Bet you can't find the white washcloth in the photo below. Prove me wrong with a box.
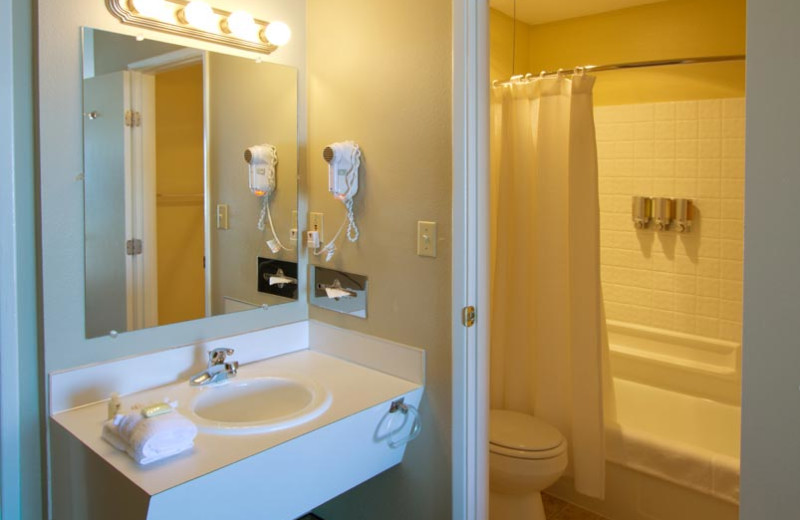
[102,409,198,465]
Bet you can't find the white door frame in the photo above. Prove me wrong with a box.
[452,0,490,518]
[128,49,206,324]
[0,0,22,517]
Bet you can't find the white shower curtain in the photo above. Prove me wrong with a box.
[490,74,607,498]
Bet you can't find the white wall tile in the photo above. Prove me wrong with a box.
[722,98,745,119]
[596,98,744,342]
[676,101,699,119]
[698,99,722,119]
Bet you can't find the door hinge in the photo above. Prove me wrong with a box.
[462,306,476,328]
[126,239,143,256]
[124,110,141,127]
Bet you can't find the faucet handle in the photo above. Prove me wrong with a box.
[208,348,234,366]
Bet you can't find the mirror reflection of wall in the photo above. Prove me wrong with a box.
[82,28,299,340]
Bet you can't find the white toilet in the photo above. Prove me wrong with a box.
[489,409,568,520]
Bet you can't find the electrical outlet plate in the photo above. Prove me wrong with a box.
[417,221,437,257]
[310,212,324,241]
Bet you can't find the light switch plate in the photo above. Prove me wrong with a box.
[417,221,437,257]
[216,204,229,230]
[310,212,324,241]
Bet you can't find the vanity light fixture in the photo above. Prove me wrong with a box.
[129,0,168,18]
[106,0,290,54]
[262,21,291,46]
[220,10,257,40]
[177,0,214,29]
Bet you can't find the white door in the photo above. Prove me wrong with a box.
[83,71,157,336]
[740,0,800,517]
[83,71,131,337]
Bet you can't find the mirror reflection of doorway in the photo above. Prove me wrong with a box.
[83,48,206,336]
[151,61,205,326]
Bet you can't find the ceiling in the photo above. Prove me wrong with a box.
[490,0,668,25]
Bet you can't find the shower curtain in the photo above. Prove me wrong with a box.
[490,73,607,498]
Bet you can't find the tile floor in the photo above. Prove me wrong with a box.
[543,493,609,520]
[301,495,606,520]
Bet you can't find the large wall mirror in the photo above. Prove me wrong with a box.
[82,28,299,339]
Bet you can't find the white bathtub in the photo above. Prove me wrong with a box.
[550,321,741,520]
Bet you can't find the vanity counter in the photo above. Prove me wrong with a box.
[52,349,420,496]
[49,321,426,520]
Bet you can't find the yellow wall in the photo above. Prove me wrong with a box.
[490,8,531,82]
[492,0,746,105]
[306,1,452,518]
[155,64,205,325]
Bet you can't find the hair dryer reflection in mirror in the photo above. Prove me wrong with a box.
[245,144,294,252]
[244,144,277,197]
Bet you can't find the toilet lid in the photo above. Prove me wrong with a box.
[489,409,565,452]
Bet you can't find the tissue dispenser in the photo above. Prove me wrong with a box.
[310,266,368,318]
[257,258,298,300]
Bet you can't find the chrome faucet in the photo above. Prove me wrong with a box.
[189,348,239,386]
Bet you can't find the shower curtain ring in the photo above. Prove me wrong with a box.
[539,70,547,79]
[575,66,585,76]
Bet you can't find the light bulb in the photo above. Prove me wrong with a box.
[222,10,257,39]
[179,1,214,29]
[129,0,167,19]
[262,21,291,46]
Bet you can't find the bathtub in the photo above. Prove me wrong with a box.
[549,321,741,520]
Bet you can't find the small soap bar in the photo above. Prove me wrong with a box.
[141,402,173,418]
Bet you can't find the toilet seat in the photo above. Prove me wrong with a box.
[489,409,566,460]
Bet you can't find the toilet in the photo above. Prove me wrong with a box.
[489,409,568,520]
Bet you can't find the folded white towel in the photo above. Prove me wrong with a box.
[102,409,198,465]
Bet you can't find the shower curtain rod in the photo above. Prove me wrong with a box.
[493,54,746,86]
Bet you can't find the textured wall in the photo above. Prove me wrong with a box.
[596,98,745,342]
[306,0,452,518]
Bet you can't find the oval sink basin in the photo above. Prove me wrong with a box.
[190,376,332,435]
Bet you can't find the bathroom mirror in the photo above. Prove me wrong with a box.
[82,28,299,339]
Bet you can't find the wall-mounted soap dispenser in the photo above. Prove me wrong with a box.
[674,199,693,233]
[632,196,652,229]
[652,197,674,231]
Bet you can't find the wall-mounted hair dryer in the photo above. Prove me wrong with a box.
[312,141,362,261]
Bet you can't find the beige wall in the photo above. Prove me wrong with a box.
[306,1,452,518]
[208,54,298,313]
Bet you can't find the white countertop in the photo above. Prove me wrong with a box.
[51,350,421,496]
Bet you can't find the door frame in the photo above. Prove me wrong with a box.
[128,49,207,323]
[452,0,490,518]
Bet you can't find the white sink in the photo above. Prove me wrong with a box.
[189,376,332,435]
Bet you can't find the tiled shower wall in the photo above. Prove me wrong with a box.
[595,98,745,342]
